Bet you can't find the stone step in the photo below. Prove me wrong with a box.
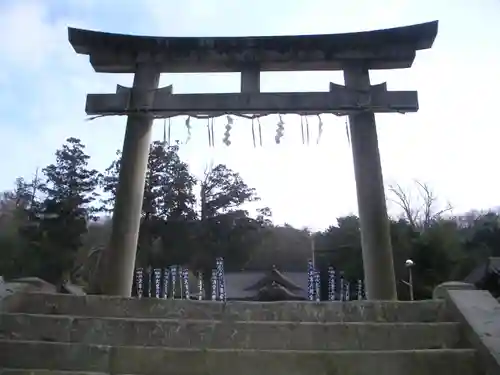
[0,313,463,350]
[1,372,106,375]
[0,340,479,375]
[4,293,450,322]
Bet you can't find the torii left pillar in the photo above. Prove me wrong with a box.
[344,64,397,300]
[96,64,160,296]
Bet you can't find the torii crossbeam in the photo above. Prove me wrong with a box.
[68,21,438,300]
[86,82,418,117]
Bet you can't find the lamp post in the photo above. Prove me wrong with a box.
[310,234,316,270]
[402,259,415,301]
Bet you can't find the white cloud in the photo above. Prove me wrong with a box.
[0,2,56,68]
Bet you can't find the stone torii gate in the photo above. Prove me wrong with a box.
[68,21,438,300]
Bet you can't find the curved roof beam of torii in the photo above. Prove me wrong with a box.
[68,21,438,74]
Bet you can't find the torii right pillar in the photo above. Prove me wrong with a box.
[344,64,397,300]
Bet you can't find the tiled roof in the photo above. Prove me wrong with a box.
[244,269,303,291]
[225,271,308,299]
[464,257,500,285]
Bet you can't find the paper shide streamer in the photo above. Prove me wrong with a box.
[316,115,323,144]
[300,116,305,145]
[251,118,256,147]
[305,116,310,145]
[249,116,264,147]
[154,113,344,148]
[207,117,215,147]
[162,119,172,145]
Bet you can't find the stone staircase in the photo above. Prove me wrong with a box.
[0,293,483,375]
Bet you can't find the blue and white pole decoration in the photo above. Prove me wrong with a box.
[356,279,365,300]
[146,267,152,297]
[307,259,315,301]
[211,269,218,300]
[154,268,162,299]
[182,268,190,299]
[221,257,227,301]
[216,257,226,301]
[163,268,170,299]
[179,266,184,298]
[134,265,194,299]
[216,258,222,301]
[170,265,177,299]
[197,272,204,300]
[135,267,144,298]
[314,270,321,302]
[328,266,336,301]
[339,272,345,302]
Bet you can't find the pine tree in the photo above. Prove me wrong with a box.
[26,137,101,284]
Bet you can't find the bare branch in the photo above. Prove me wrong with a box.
[389,180,452,229]
[389,183,417,228]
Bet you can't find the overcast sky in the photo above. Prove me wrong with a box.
[0,0,499,230]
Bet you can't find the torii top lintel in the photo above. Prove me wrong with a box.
[68,21,438,74]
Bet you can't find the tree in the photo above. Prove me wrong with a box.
[256,207,273,227]
[177,164,262,297]
[409,219,466,297]
[102,156,268,296]
[459,211,500,277]
[0,172,44,279]
[10,134,500,302]
[100,142,195,262]
[138,142,197,266]
[314,216,363,281]
[201,164,260,219]
[153,143,197,221]
[102,142,197,220]
[100,150,121,214]
[389,181,452,230]
[244,224,311,271]
[16,138,101,285]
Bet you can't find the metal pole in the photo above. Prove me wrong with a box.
[408,267,414,301]
[404,259,415,301]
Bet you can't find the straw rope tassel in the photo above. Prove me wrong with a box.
[275,114,285,144]
[185,116,192,144]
